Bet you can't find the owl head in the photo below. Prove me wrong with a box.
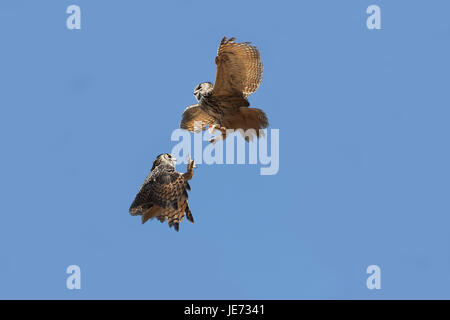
[193,82,213,102]
[151,153,176,170]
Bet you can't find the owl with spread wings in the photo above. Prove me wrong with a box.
[129,154,195,231]
[181,37,268,143]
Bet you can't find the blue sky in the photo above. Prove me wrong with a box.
[1,0,450,299]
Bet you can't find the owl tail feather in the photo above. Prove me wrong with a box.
[236,107,269,141]
[142,206,163,224]
[185,205,194,223]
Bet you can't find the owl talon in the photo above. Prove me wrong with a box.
[209,124,219,134]
[209,137,219,144]
[185,155,195,172]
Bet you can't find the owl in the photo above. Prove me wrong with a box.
[180,37,269,143]
[129,154,196,231]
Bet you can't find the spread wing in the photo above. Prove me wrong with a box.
[129,164,194,231]
[180,104,216,132]
[212,37,263,98]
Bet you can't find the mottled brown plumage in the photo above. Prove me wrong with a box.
[181,37,268,143]
[129,154,195,231]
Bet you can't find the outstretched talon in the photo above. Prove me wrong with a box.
[208,124,219,134]
[209,136,220,144]
[184,156,196,180]
[209,134,227,144]
[208,126,228,144]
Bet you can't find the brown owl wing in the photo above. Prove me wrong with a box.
[180,104,216,132]
[212,37,263,98]
[129,163,194,231]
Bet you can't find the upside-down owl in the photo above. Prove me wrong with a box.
[129,154,196,231]
[181,37,269,143]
